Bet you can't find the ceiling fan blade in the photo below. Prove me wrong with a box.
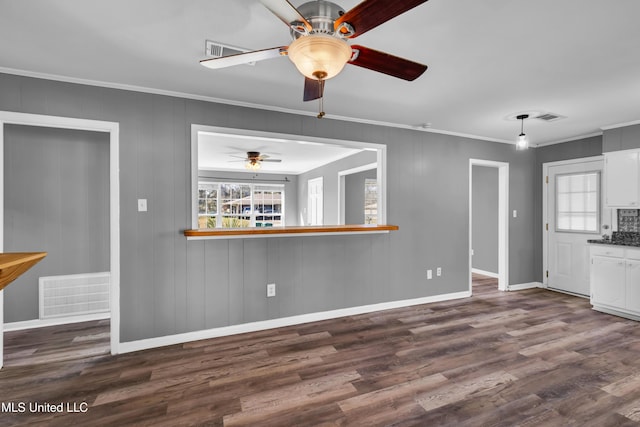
[303,77,324,102]
[200,46,287,69]
[335,0,429,38]
[262,159,282,163]
[260,0,312,33]
[349,45,427,81]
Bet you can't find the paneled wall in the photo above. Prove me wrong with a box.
[3,124,110,322]
[345,168,377,225]
[0,73,537,343]
[472,166,499,274]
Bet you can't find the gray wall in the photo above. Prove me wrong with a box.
[198,170,298,226]
[4,124,110,322]
[533,135,603,280]
[472,166,498,273]
[297,150,377,225]
[0,73,538,343]
[603,124,640,152]
[345,168,377,224]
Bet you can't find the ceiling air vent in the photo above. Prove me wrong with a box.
[204,40,256,66]
[535,113,566,122]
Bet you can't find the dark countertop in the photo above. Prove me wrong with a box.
[588,239,640,247]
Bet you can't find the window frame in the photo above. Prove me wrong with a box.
[191,125,387,230]
[554,170,601,234]
[198,181,285,229]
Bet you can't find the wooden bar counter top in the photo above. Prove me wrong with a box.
[0,252,47,291]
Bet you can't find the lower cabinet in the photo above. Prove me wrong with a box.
[626,259,640,312]
[591,255,625,307]
[590,246,640,319]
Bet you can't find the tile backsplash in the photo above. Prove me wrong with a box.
[618,209,640,232]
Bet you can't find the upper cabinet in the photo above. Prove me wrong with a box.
[605,149,640,208]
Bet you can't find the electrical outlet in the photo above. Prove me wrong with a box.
[267,283,276,297]
[427,269,433,280]
[437,267,442,277]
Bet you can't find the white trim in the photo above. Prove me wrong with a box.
[471,268,499,278]
[507,282,543,291]
[0,111,120,369]
[338,163,379,177]
[469,159,509,294]
[118,290,471,354]
[601,119,640,131]
[533,132,603,147]
[541,155,604,287]
[4,313,110,332]
[0,67,516,145]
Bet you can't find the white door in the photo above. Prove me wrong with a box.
[308,177,323,226]
[547,159,611,296]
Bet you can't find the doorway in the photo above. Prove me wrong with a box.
[338,162,377,225]
[469,159,509,293]
[0,112,120,369]
[543,156,610,296]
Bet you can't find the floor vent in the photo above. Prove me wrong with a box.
[39,272,110,319]
[535,113,566,122]
[204,40,255,65]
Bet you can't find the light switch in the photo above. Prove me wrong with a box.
[513,210,517,218]
[138,199,147,212]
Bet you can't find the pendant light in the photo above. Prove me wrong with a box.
[516,114,529,150]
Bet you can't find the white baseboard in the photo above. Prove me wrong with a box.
[507,282,543,291]
[472,268,499,278]
[117,290,471,355]
[4,312,110,332]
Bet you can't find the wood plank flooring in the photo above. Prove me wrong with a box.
[3,275,640,426]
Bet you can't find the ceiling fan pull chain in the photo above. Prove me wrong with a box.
[317,80,325,119]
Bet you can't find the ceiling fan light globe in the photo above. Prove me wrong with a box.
[288,34,352,80]
[245,161,261,170]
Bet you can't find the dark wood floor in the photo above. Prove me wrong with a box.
[3,275,640,426]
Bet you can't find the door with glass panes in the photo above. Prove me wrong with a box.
[547,159,611,296]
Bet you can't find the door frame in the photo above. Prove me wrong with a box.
[542,155,604,289]
[469,159,509,292]
[338,162,377,224]
[0,111,120,369]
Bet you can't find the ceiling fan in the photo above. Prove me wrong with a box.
[200,0,429,117]
[230,151,283,170]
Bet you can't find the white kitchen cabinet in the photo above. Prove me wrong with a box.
[591,255,626,307]
[590,245,640,320]
[605,150,640,207]
[626,259,640,312]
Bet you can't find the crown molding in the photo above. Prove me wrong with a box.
[0,67,514,145]
[533,131,603,148]
[601,119,640,131]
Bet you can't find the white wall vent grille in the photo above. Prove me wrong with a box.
[39,272,110,319]
[204,40,256,66]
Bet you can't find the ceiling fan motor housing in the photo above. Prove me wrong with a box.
[290,1,346,39]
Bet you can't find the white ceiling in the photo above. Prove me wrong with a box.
[198,131,364,174]
[2,0,640,146]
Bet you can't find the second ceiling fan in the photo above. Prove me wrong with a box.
[201,0,429,117]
